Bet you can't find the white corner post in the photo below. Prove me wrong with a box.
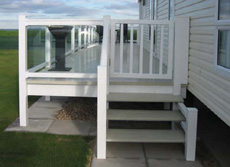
[97,15,111,159]
[19,15,28,127]
[71,26,75,53]
[178,103,198,161]
[173,17,190,95]
[78,26,81,49]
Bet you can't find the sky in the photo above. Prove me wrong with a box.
[0,0,139,29]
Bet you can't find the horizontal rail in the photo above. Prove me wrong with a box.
[25,72,97,79]
[111,19,174,26]
[28,62,48,72]
[25,19,103,26]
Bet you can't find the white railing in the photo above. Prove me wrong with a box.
[110,20,174,79]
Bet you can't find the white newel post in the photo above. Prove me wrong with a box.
[173,17,190,95]
[78,26,81,48]
[19,15,28,126]
[178,103,198,161]
[97,66,108,159]
[97,15,111,159]
[71,26,75,53]
[185,107,198,161]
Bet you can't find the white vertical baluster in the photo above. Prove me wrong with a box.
[78,26,81,48]
[84,26,87,46]
[149,25,154,74]
[45,27,51,68]
[120,24,124,73]
[110,21,115,74]
[139,25,143,74]
[88,26,90,44]
[159,25,164,75]
[71,26,75,53]
[130,24,134,73]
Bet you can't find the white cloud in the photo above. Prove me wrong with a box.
[0,0,139,28]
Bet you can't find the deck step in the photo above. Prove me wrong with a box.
[108,93,184,102]
[107,110,186,122]
[107,129,185,143]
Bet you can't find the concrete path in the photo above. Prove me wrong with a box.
[92,143,204,167]
[5,97,96,136]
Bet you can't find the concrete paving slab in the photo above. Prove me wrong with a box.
[105,143,145,158]
[144,143,184,159]
[5,118,53,133]
[29,107,60,120]
[88,121,97,136]
[92,158,146,167]
[147,159,203,167]
[47,120,92,135]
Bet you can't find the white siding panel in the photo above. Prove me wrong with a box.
[175,0,230,126]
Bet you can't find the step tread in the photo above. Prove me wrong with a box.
[107,110,186,121]
[107,93,184,102]
[107,129,185,143]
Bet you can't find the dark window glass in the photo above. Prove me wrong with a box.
[218,30,230,69]
[219,0,230,20]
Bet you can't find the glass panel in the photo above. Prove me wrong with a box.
[66,33,71,53]
[27,26,46,69]
[27,25,101,74]
[218,30,230,69]
[219,0,230,20]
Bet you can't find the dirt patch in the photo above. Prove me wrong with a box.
[197,140,220,167]
[56,97,97,121]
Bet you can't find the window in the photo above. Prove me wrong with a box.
[143,0,146,6]
[169,0,174,20]
[215,0,230,77]
[217,30,230,69]
[218,0,230,20]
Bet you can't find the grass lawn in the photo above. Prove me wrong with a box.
[0,31,93,167]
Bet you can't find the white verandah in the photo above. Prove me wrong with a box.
[19,15,197,161]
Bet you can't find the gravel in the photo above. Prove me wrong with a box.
[56,97,97,121]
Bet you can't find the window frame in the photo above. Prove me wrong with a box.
[214,0,230,78]
[215,0,230,25]
[214,26,230,78]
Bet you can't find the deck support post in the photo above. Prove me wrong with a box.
[173,17,189,95]
[19,15,28,127]
[71,26,75,53]
[97,66,108,159]
[91,27,94,43]
[45,27,52,68]
[178,103,198,161]
[164,103,171,110]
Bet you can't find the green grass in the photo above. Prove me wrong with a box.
[0,31,92,167]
